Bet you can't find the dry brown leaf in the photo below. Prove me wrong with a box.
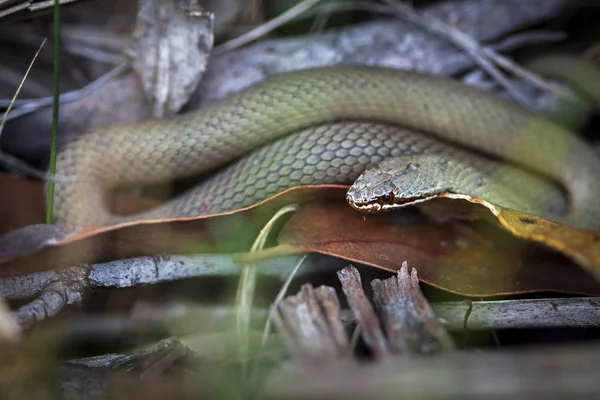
[238,200,600,297]
[0,185,346,278]
[2,175,600,297]
[433,193,600,282]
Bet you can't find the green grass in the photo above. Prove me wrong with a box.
[45,0,61,224]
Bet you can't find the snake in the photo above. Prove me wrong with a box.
[52,65,600,229]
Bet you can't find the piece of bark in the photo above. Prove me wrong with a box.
[371,262,455,355]
[10,264,90,330]
[337,265,390,360]
[130,0,214,117]
[275,265,455,365]
[272,284,351,366]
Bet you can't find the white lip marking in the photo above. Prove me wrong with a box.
[350,193,445,213]
[349,202,379,212]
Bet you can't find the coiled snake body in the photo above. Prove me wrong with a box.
[53,66,600,228]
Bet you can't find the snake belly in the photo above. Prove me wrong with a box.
[53,66,600,227]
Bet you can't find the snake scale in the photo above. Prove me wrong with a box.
[53,65,600,228]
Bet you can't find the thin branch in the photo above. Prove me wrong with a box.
[214,0,322,55]
[382,0,565,107]
[0,38,47,140]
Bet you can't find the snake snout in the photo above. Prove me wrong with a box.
[346,188,379,212]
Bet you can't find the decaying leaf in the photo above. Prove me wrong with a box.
[239,200,600,296]
[2,173,599,296]
[432,193,600,282]
[0,186,346,278]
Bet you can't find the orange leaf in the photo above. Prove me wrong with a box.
[433,193,600,282]
[2,172,600,298]
[239,201,600,297]
[0,185,347,278]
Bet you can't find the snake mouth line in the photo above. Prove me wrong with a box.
[346,194,440,213]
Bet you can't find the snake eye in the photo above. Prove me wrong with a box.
[379,192,394,204]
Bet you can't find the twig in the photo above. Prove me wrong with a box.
[1,254,312,301]
[6,250,600,332]
[0,150,52,180]
[382,0,564,107]
[11,264,90,330]
[272,283,351,365]
[0,62,129,121]
[371,262,455,354]
[214,0,322,55]
[491,30,567,54]
[0,62,129,180]
[0,38,47,140]
[337,266,390,360]
[0,39,53,181]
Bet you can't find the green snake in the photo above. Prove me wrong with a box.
[52,65,600,229]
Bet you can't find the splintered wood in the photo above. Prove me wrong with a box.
[271,262,453,365]
[266,264,600,399]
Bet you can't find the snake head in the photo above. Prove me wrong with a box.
[346,155,451,213]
